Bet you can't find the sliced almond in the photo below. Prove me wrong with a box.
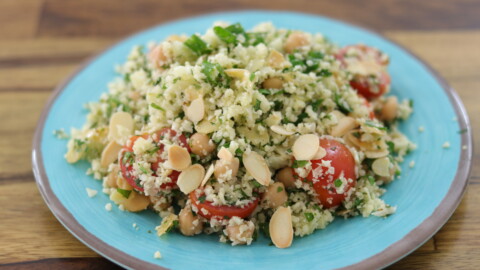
[372,157,391,177]
[185,97,205,123]
[225,68,249,80]
[108,112,134,144]
[330,116,357,137]
[270,125,294,136]
[217,147,234,161]
[168,145,191,170]
[331,110,345,121]
[292,134,319,160]
[201,164,215,187]
[269,206,293,248]
[365,149,389,159]
[312,146,327,160]
[177,164,205,194]
[243,151,271,186]
[100,140,123,168]
[195,120,217,134]
[267,50,286,69]
[155,213,179,236]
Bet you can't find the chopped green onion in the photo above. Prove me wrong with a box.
[150,103,165,111]
[117,188,132,199]
[304,212,314,222]
[184,35,210,56]
[334,178,343,188]
[292,160,308,168]
[198,195,206,203]
[213,26,237,44]
[258,89,271,95]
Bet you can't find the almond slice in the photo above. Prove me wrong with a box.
[269,206,293,248]
[168,145,191,171]
[224,68,249,80]
[185,97,205,123]
[108,112,134,144]
[100,140,123,168]
[177,164,205,194]
[364,149,389,159]
[372,157,391,177]
[217,147,234,161]
[312,146,327,160]
[330,116,357,137]
[292,134,319,160]
[243,151,271,186]
[201,164,215,187]
[270,125,294,136]
[195,120,217,134]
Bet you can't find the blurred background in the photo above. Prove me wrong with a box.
[1,0,479,269]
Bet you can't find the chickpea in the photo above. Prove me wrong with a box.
[225,222,255,245]
[284,32,309,53]
[106,166,119,188]
[178,207,203,236]
[110,190,150,212]
[380,96,398,122]
[189,133,215,157]
[262,77,284,90]
[214,158,240,180]
[275,167,296,189]
[262,182,288,209]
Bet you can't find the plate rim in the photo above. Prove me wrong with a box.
[31,10,473,270]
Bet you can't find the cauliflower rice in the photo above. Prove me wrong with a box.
[63,22,415,248]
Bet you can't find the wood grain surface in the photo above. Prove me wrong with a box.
[0,1,478,269]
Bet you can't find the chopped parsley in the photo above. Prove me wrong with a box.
[365,120,387,131]
[253,99,261,111]
[184,35,211,56]
[386,141,395,154]
[258,89,271,95]
[334,178,343,188]
[201,61,230,87]
[213,26,237,44]
[304,212,314,222]
[292,160,309,168]
[277,186,284,193]
[117,188,132,199]
[252,180,262,188]
[367,175,375,185]
[198,195,206,203]
[150,103,165,111]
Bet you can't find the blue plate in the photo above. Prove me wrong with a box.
[33,11,473,270]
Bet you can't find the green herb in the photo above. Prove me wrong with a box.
[153,77,162,86]
[150,103,165,111]
[139,165,149,174]
[307,51,324,59]
[213,26,237,44]
[245,32,265,46]
[273,100,283,111]
[225,23,245,35]
[273,90,286,96]
[166,220,179,233]
[458,128,468,134]
[253,99,261,111]
[172,77,181,83]
[334,93,352,114]
[235,148,244,155]
[295,111,309,124]
[277,186,284,193]
[258,89,271,95]
[117,188,132,199]
[249,72,256,81]
[201,61,230,87]
[311,99,323,112]
[304,212,314,222]
[198,195,206,203]
[292,160,308,168]
[122,151,134,164]
[252,180,262,188]
[334,178,343,188]
[53,129,69,139]
[354,198,364,207]
[317,69,332,77]
[184,35,210,56]
[409,99,414,108]
[146,146,160,155]
[73,138,85,149]
[395,170,401,177]
[365,120,387,131]
[313,204,321,211]
[386,141,395,154]
[367,175,375,185]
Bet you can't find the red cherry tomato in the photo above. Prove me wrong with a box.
[119,128,189,192]
[336,45,390,100]
[350,71,391,100]
[302,138,356,208]
[189,191,259,219]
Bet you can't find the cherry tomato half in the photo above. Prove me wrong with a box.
[189,191,259,220]
[336,44,391,100]
[119,128,189,192]
[300,138,356,208]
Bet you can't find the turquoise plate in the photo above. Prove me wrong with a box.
[32,11,473,270]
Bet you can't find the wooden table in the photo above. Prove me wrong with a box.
[1,1,479,269]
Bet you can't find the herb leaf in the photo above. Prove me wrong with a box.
[292,160,309,168]
[184,35,210,56]
[117,188,132,199]
[304,212,314,222]
[334,178,343,187]
[150,103,165,111]
[213,26,237,44]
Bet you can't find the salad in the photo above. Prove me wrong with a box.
[63,22,414,248]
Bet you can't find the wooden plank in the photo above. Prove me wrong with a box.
[0,0,43,39]
[2,258,122,270]
[0,64,78,91]
[0,92,50,179]
[0,181,98,264]
[37,0,480,38]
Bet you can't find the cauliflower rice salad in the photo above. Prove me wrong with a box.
[63,22,415,248]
